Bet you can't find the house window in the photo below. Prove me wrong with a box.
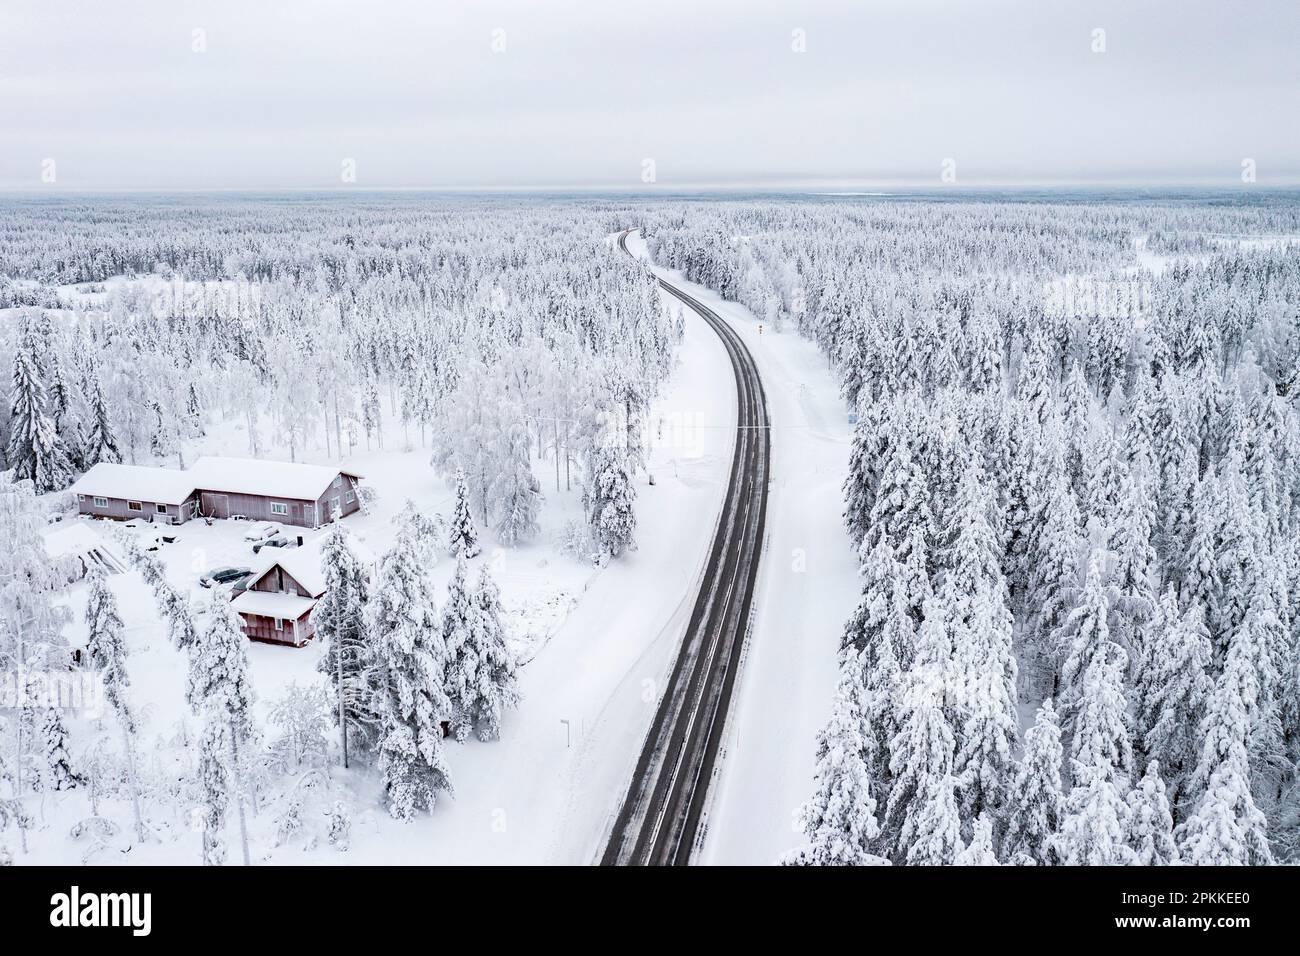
[333,476,342,489]
[156,503,168,515]
[270,502,288,516]
[345,490,355,504]
[127,501,142,512]
[331,496,341,515]
[93,496,108,508]
[275,618,285,631]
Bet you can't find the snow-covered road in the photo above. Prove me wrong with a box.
[625,232,856,866]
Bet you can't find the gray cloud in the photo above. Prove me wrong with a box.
[1,0,1296,189]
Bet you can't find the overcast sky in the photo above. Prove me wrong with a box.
[2,0,1296,190]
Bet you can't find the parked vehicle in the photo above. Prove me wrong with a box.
[242,522,282,542]
[200,566,253,589]
[252,534,299,554]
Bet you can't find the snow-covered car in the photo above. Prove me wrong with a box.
[252,534,298,554]
[200,566,253,589]
[242,522,282,542]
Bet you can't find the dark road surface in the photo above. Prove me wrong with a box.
[601,230,771,866]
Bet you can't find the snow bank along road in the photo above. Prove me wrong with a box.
[601,231,771,865]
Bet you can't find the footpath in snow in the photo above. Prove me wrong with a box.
[625,231,856,866]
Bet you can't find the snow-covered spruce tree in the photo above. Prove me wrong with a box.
[1176,627,1274,864]
[491,416,542,546]
[781,651,887,866]
[938,463,1018,821]
[1139,590,1212,817]
[311,519,372,766]
[953,814,999,866]
[446,467,481,558]
[85,569,131,726]
[885,593,962,865]
[842,396,887,550]
[1126,761,1179,865]
[6,319,73,492]
[34,708,79,792]
[840,536,900,657]
[369,525,453,819]
[863,420,934,564]
[587,440,636,560]
[1057,554,1113,742]
[84,568,146,841]
[197,718,230,866]
[1058,642,1134,866]
[441,557,478,743]
[1024,436,1082,697]
[1002,698,1065,865]
[1058,758,1135,866]
[1109,466,1157,655]
[468,563,520,741]
[189,588,256,866]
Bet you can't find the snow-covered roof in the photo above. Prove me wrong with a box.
[230,590,318,621]
[39,522,127,567]
[69,457,364,505]
[189,457,363,502]
[252,529,377,598]
[69,463,195,505]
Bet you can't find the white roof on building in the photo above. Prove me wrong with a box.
[69,463,196,505]
[69,457,363,506]
[253,529,377,598]
[230,590,318,620]
[41,522,129,575]
[189,457,362,503]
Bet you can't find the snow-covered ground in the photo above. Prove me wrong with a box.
[21,267,738,865]
[625,231,855,866]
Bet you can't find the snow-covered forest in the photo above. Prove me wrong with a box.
[0,196,679,864]
[2,191,1298,866]
[646,196,1300,865]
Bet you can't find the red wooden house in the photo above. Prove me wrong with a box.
[229,531,375,647]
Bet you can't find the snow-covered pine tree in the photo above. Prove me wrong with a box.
[468,563,520,741]
[1139,590,1212,817]
[85,568,131,726]
[1176,626,1274,864]
[311,519,372,766]
[1025,435,1082,697]
[953,814,999,866]
[197,718,230,866]
[6,319,73,492]
[1126,761,1178,865]
[1058,758,1135,866]
[34,708,79,791]
[1057,554,1114,742]
[782,651,886,866]
[83,567,146,841]
[587,440,636,559]
[369,525,453,819]
[491,416,543,546]
[1002,698,1065,866]
[189,588,256,866]
[885,593,962,865]
[446,467,481,558]
[441,557,477,742]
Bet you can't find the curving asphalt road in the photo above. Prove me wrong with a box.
[601,230,771,866]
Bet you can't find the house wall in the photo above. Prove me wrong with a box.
[239,611,315,646]
[314,473,361,525]
[77,494,191,524]
[77,471,361,530]
[198,490,319,527]
[249,566,313,598]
